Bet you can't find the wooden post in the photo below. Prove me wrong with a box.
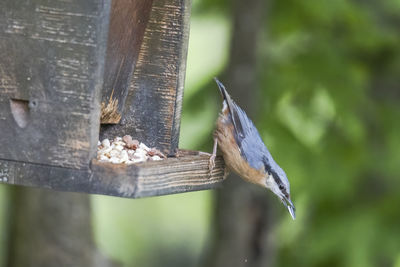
[0,0,111,169]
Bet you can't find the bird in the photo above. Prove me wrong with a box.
[209,78,296,220]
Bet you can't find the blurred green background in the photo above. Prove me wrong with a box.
[2,0,400,266]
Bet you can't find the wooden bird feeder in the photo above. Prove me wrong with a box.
[0,0,226,198]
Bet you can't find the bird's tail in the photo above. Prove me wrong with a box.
[214,77,230,101]
[214,78,244,137]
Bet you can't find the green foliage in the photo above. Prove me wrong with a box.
[259,1,400,266]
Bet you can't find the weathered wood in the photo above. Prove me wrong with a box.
[0,151,227,198]
[100,0,154,124]
[0,0,111,169]
[100,0,192,155]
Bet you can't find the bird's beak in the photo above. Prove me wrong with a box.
[282,196,296,220]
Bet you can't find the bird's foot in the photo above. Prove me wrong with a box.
[208,154,216,171]
[208,137,218,172]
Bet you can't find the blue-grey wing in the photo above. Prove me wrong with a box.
[214,78,271,171]
[236,110,288,183]
[229,101,270,171]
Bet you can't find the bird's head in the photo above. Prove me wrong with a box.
[263,160,296,220]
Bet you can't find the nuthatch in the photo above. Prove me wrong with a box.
[209,78,296,220]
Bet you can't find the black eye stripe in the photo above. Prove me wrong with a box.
[271,173,287,193]
[271,172,282,186]
[263,157,287,193]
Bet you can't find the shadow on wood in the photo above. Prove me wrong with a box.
[100,0,154,124]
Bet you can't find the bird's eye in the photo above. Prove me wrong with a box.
[279,185,284,190]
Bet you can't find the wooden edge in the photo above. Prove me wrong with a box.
[0,150,227,198]
[169,0,192,153]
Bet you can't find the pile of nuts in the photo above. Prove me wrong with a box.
[97,135,166,164]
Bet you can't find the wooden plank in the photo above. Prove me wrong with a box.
[0,0,111,169]
[0,151,227,198]
[100,0,192,156]
[100,0,154,124]
[0,160,16,184]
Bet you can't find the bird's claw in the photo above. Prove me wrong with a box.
[209,154,216,171]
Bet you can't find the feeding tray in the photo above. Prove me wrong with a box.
[0,150,225,198]
[0,0,227,198]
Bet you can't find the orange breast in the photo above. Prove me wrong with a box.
[214,114,266,187]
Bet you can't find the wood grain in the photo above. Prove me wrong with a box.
[0,0,111,169]
[100,0,154,124]
[100,0,192,155]
[0,151,227,198]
